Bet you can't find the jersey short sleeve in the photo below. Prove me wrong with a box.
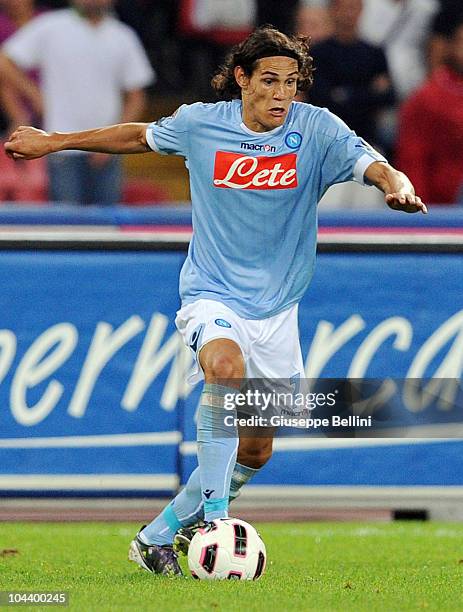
[145,104,192,157]
[317,109,386,196]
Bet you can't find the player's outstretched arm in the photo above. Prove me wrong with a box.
[365,161,427,214]
[4,123,151,161]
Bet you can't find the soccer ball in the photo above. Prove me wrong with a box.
[187,518,267,580]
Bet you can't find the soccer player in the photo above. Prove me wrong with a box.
[4,26,426,577]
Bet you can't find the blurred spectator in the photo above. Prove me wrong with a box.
[295,2,333,45]
[178,0,255,50]
[256,0,300,34]
[0,0,42,42]
[360,0,438,101]
[177,0,255,98]
[396,17,463,204]
[0,139,47,202]
[115,1,179,94]
[0,0,47,202]
[308,0,395,150]
[0,0,44,129]
[0,0,154,205]
[428,4,463,72]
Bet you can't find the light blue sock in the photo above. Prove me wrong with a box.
[140,468,204,546]
[139,501,181,546]
[140,460,260,545]
[197,384,238,521]
[229,462,259,501]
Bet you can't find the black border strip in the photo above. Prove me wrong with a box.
[317,242,463,253]
[0,238,187,251]
[0,238,461,253]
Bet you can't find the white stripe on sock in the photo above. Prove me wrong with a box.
[222,438,239,498]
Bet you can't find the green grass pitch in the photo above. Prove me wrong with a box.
[1,522,463,611]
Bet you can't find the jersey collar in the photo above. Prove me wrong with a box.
[239,121,285,136]
[235,100,288,137]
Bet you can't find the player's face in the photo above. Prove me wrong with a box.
[236,57,299,132]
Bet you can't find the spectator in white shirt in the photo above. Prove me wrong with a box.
[0,0,155,204]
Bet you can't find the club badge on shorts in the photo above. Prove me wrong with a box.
[215,319,232,328]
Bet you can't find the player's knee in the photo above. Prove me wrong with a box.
[200,339,245,382]
[238,442,273,469]
[203,352,244,381]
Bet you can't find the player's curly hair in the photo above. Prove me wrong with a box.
[211,25,314,100]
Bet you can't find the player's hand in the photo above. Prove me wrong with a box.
[385,193,427,214]
[4,126,53,160]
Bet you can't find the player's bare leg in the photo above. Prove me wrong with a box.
[173,342,275,552]
[236,428,275,469]
[200,338,245,384]
[227,426,275,497]
[199,341,275,501]
[196,339,243,521]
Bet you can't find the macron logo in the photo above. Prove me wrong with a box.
[240,142,276,153]
[213,151,298,190]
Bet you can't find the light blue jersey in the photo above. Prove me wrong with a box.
[146,100,385,319]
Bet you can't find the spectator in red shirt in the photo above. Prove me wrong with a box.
[396,16,463,204]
